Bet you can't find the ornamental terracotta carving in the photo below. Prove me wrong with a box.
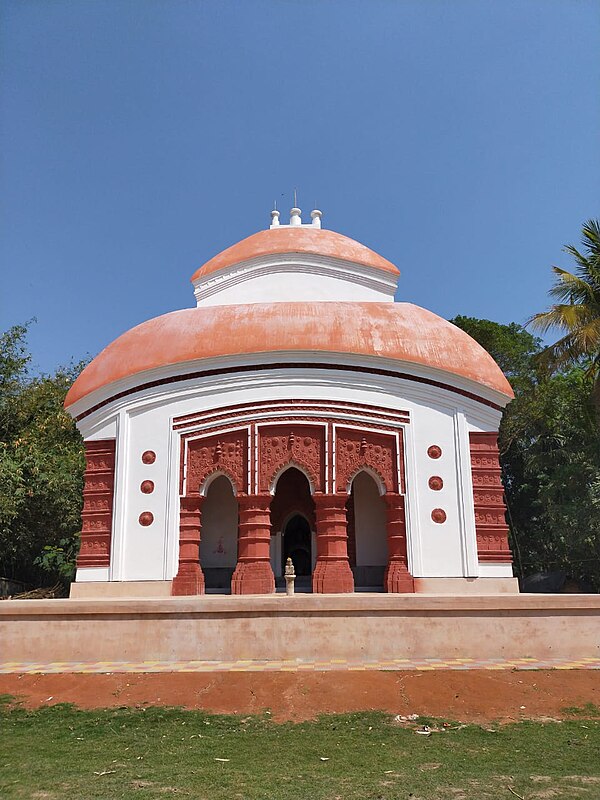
[428,476,443,491]
[77,440,116,569]
[469,432,512,563]
[427,445,442,459]
[186,430,247,495]
[335,428,397,493]
[431,508,447,523]
[139,512,154,526]
[258,425,324,493]
[142,450,156,464]
[140,480,155,494]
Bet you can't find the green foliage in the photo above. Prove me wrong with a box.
[452,315,600,588]
[0,323,86,587]
[529,218,600,401]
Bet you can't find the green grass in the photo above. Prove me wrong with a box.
[1,698,600,799]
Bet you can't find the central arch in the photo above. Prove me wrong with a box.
[270,466,316,586]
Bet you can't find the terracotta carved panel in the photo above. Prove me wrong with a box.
[335,428,398,494]
[469,432,512,563]
[258,425,325,493]
[186,430,247,495]
[77,440,116,569]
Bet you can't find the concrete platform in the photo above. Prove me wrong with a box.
[1,593,599,664]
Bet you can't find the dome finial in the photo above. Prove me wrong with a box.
[270,201,280,229]
[311,209,322,229]
[290,188,302,227]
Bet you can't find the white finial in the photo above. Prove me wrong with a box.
[310,209,322,229]
[290,205,302,226]
[270,208,280,228]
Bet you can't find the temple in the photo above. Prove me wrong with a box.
[65,207,517,598]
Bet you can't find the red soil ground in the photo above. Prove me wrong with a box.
[1,670,599,722]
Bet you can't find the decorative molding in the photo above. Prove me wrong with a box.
[335,427,398,494]
[431,508,447,524]
[186,430,247,495]
[469,432,513,563]
[258,425,325,493]
[74,362,504,422]
[77,440,116,569]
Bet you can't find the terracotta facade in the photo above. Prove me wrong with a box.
[77,440,116,569]
[173,410,412,595]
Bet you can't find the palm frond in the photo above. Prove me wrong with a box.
[547,267,597,303]
[528,304,597,335]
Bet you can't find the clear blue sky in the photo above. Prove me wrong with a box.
[1,0,599,374]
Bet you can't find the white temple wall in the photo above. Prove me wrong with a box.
[75,361,505,585]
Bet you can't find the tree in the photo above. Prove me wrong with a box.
[451,316,600,589]
[528,219,600,408]
[0,323,86,587]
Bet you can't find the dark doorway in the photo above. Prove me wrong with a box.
[282,514,312,576]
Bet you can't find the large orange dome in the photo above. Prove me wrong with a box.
[65,302,513,408]
[191,226,399,281]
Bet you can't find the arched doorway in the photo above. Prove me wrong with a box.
[200,474,238,592]
[349,470,388,590]
[270,466,315,588]
[282,514,312,576]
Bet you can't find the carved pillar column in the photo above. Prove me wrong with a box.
[231,494,275,594]
[384,492,414,593]
[312,493,354,593]
[172,495,205,595]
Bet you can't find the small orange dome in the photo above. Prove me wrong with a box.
[191,227,399,282]
[65,302,513,409]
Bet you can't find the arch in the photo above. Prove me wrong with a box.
[270,466,316,582]
[200,474,238,591]
[199,468,238,497]
[349,470,388,589]
[346,465,386,496]
[269,460,316,496]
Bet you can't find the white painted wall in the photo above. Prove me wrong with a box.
[353,471,388,567]
[74,358,508,586]
[200,475,238,569]
[193,255,397,307]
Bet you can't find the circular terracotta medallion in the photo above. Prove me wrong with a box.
[431,508,447,524]
[427,445,442,459]
[428,476,444,491]
[139,511,154,527]
[141,450,156,464]
[140,480,155,494]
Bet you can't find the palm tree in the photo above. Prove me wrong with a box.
[528,219,600,408]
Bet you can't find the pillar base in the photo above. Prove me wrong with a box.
[231,561,275,595]
[172,566,205,596]
[384,562,414,593]
[312,560,354,593]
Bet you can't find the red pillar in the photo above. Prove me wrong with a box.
[231,494,275,594]
[172,495,205,595]
[384,492,414,593]
[312,493,354,593]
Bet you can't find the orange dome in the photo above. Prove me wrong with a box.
[191,227,399,281]
[65,303,513,409]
